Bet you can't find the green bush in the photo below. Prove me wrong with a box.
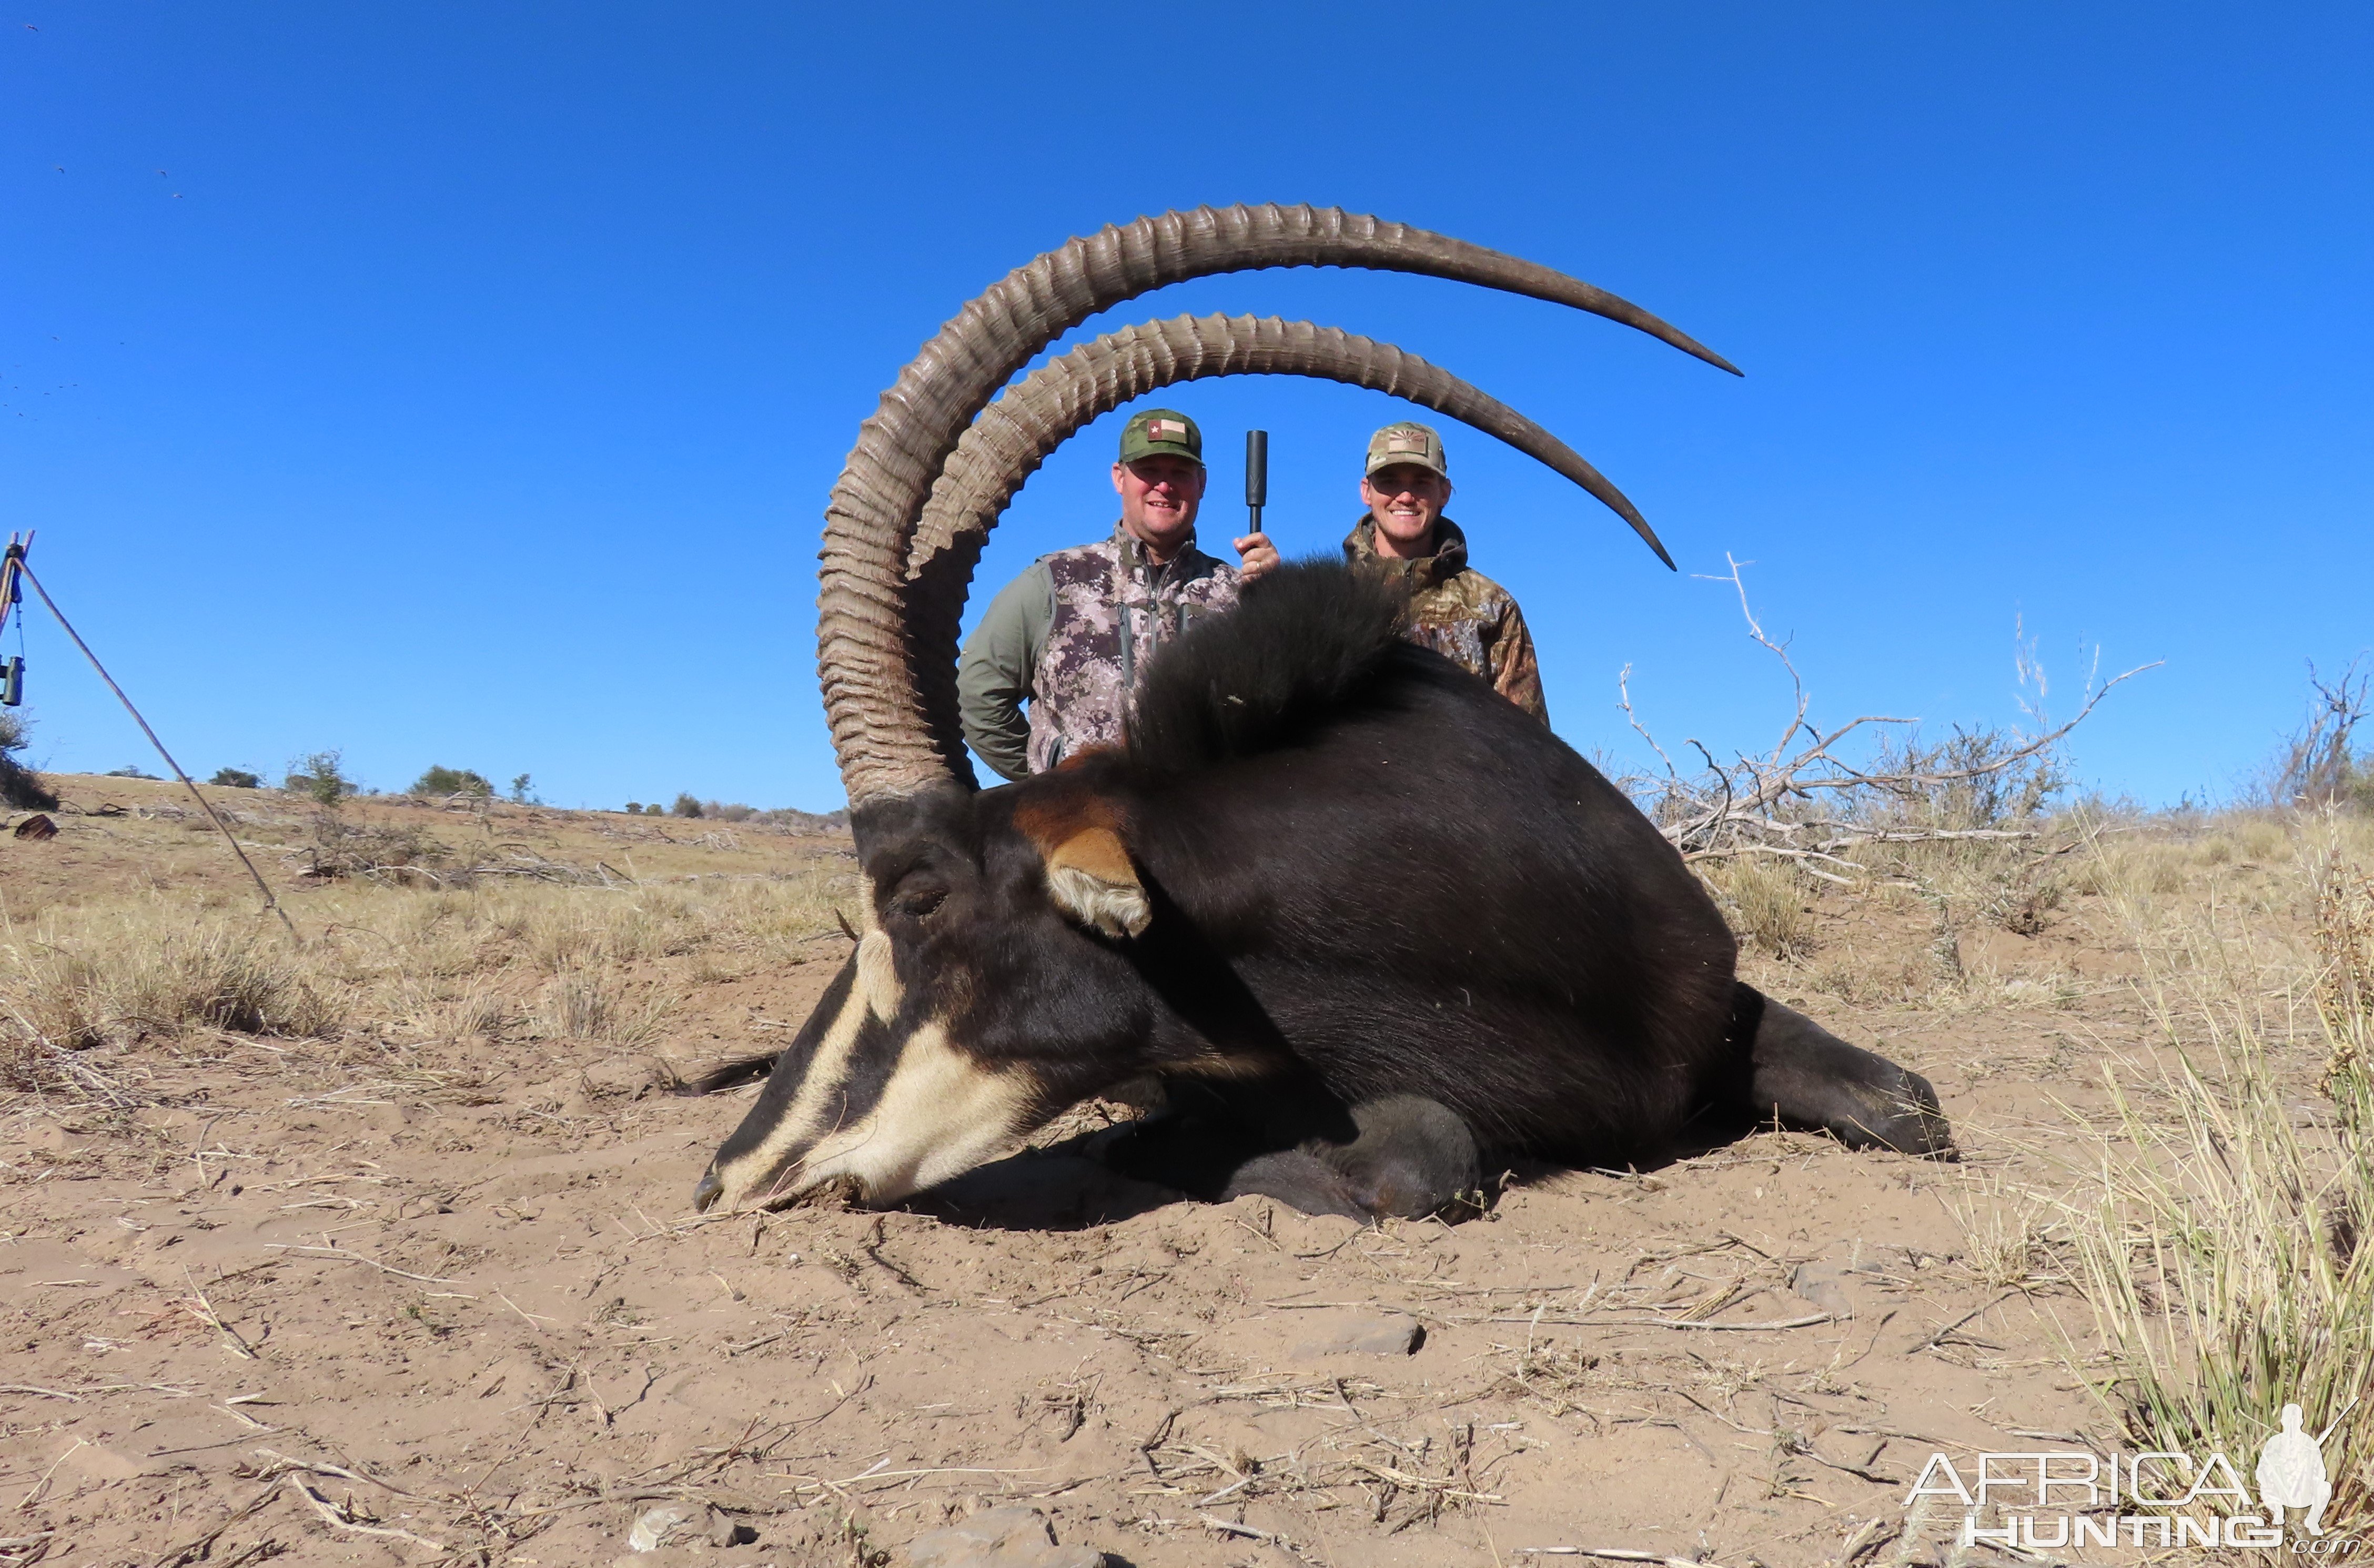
[671,793,703,818]
[285,749,356,807]
[410,764,493,797]
[0,710,57,811]
[208,767,262,789]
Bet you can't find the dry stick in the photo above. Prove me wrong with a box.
[1912,1289,2021,1354]
[13,1438,83,1511]
[259,1243,463,1286]
[250,1446,425,1499]
[1516,1550,1741,1567]
[1478,1311,1834,1332]
[146,1478,281,1568]
[282,1472,447,1553]
[1634,553,2161,868]
[13,558,297,938]
[181,1269,257,1360]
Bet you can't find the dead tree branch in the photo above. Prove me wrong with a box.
[1622,555,2156,880]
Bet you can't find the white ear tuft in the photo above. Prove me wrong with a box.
[1046,864,1153,939]
[1040,825,1151,939]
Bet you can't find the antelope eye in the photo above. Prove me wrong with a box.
[891,882,948,920]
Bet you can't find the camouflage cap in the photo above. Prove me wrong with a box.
[1366,420,1448,480]
[1119,408,1203,466]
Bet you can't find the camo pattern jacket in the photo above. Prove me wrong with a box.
[1343,515,1548,723]
[956,524,1240,781]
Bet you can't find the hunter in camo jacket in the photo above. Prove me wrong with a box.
[956,408,1275,781]
[1347,421,1549,724]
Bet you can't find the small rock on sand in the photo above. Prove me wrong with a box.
[905,1505,1107,1567]
[1790,1262,1855,1319]
[627,1501,736,1551]
[1291,1312,1425,1359]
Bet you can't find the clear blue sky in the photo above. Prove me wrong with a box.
[4,5,2367,810]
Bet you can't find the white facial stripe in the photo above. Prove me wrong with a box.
[796,1022,1038,1205]
[855,926,902,1023]
[706,971,874,1208]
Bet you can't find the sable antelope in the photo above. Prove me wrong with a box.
[695,206,1951,1221]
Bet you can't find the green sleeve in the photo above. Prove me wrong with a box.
[957,560,1053,783]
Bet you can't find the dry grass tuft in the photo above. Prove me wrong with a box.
[4,913,340,1054]
[1,817,847,1090]
[530,963,676,1045]
[1704,857,1813,959]
[2315,859,2374,1091]
[1949,1174,2066,1290]
[2055,827,2374,1531]
[2067,1040,2374,1529]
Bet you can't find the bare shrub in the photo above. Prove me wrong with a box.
[298,813,450,881]
[2271,657,2374,809]
[1620,557,2147,887]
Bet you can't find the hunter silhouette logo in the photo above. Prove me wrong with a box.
[2258,1400,2350,1536]
[1905,1395,2359,1550]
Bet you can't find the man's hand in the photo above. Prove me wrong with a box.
[1233,532,1279,582]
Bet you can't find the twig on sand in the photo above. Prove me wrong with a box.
[1515,1550,1741,1567]
[180,1271,257,1359]
[251,1447,426,1499]
[1629,1311,1833,1332]
[260,1243,463,1286]
[14,1439,84,1512]
[1481,1311,1835,1332]
[147,1479,280,1567]
[283,1472,448,1553]
[1200,1514,1320,1563]
[1912,1290,2020,1355]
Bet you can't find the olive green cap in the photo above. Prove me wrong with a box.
[1366,420,1448,479]
[1119,408,1203,466]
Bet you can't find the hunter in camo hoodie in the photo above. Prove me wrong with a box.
[1341,520,1548,724]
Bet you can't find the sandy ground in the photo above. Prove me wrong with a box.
[0,775,2260,1567]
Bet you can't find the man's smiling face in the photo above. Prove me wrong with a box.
[1361,462,1452,557]
[1113,453,1206,559]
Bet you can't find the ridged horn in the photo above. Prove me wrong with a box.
[821,205,1737,810]
[897,313,1671,779]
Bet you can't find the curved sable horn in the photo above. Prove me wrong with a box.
[897,314,1672,776]
[822,205,1737,810]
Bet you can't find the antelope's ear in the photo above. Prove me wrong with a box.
[1014,794,1151,939]
[1042,825,1151,939]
